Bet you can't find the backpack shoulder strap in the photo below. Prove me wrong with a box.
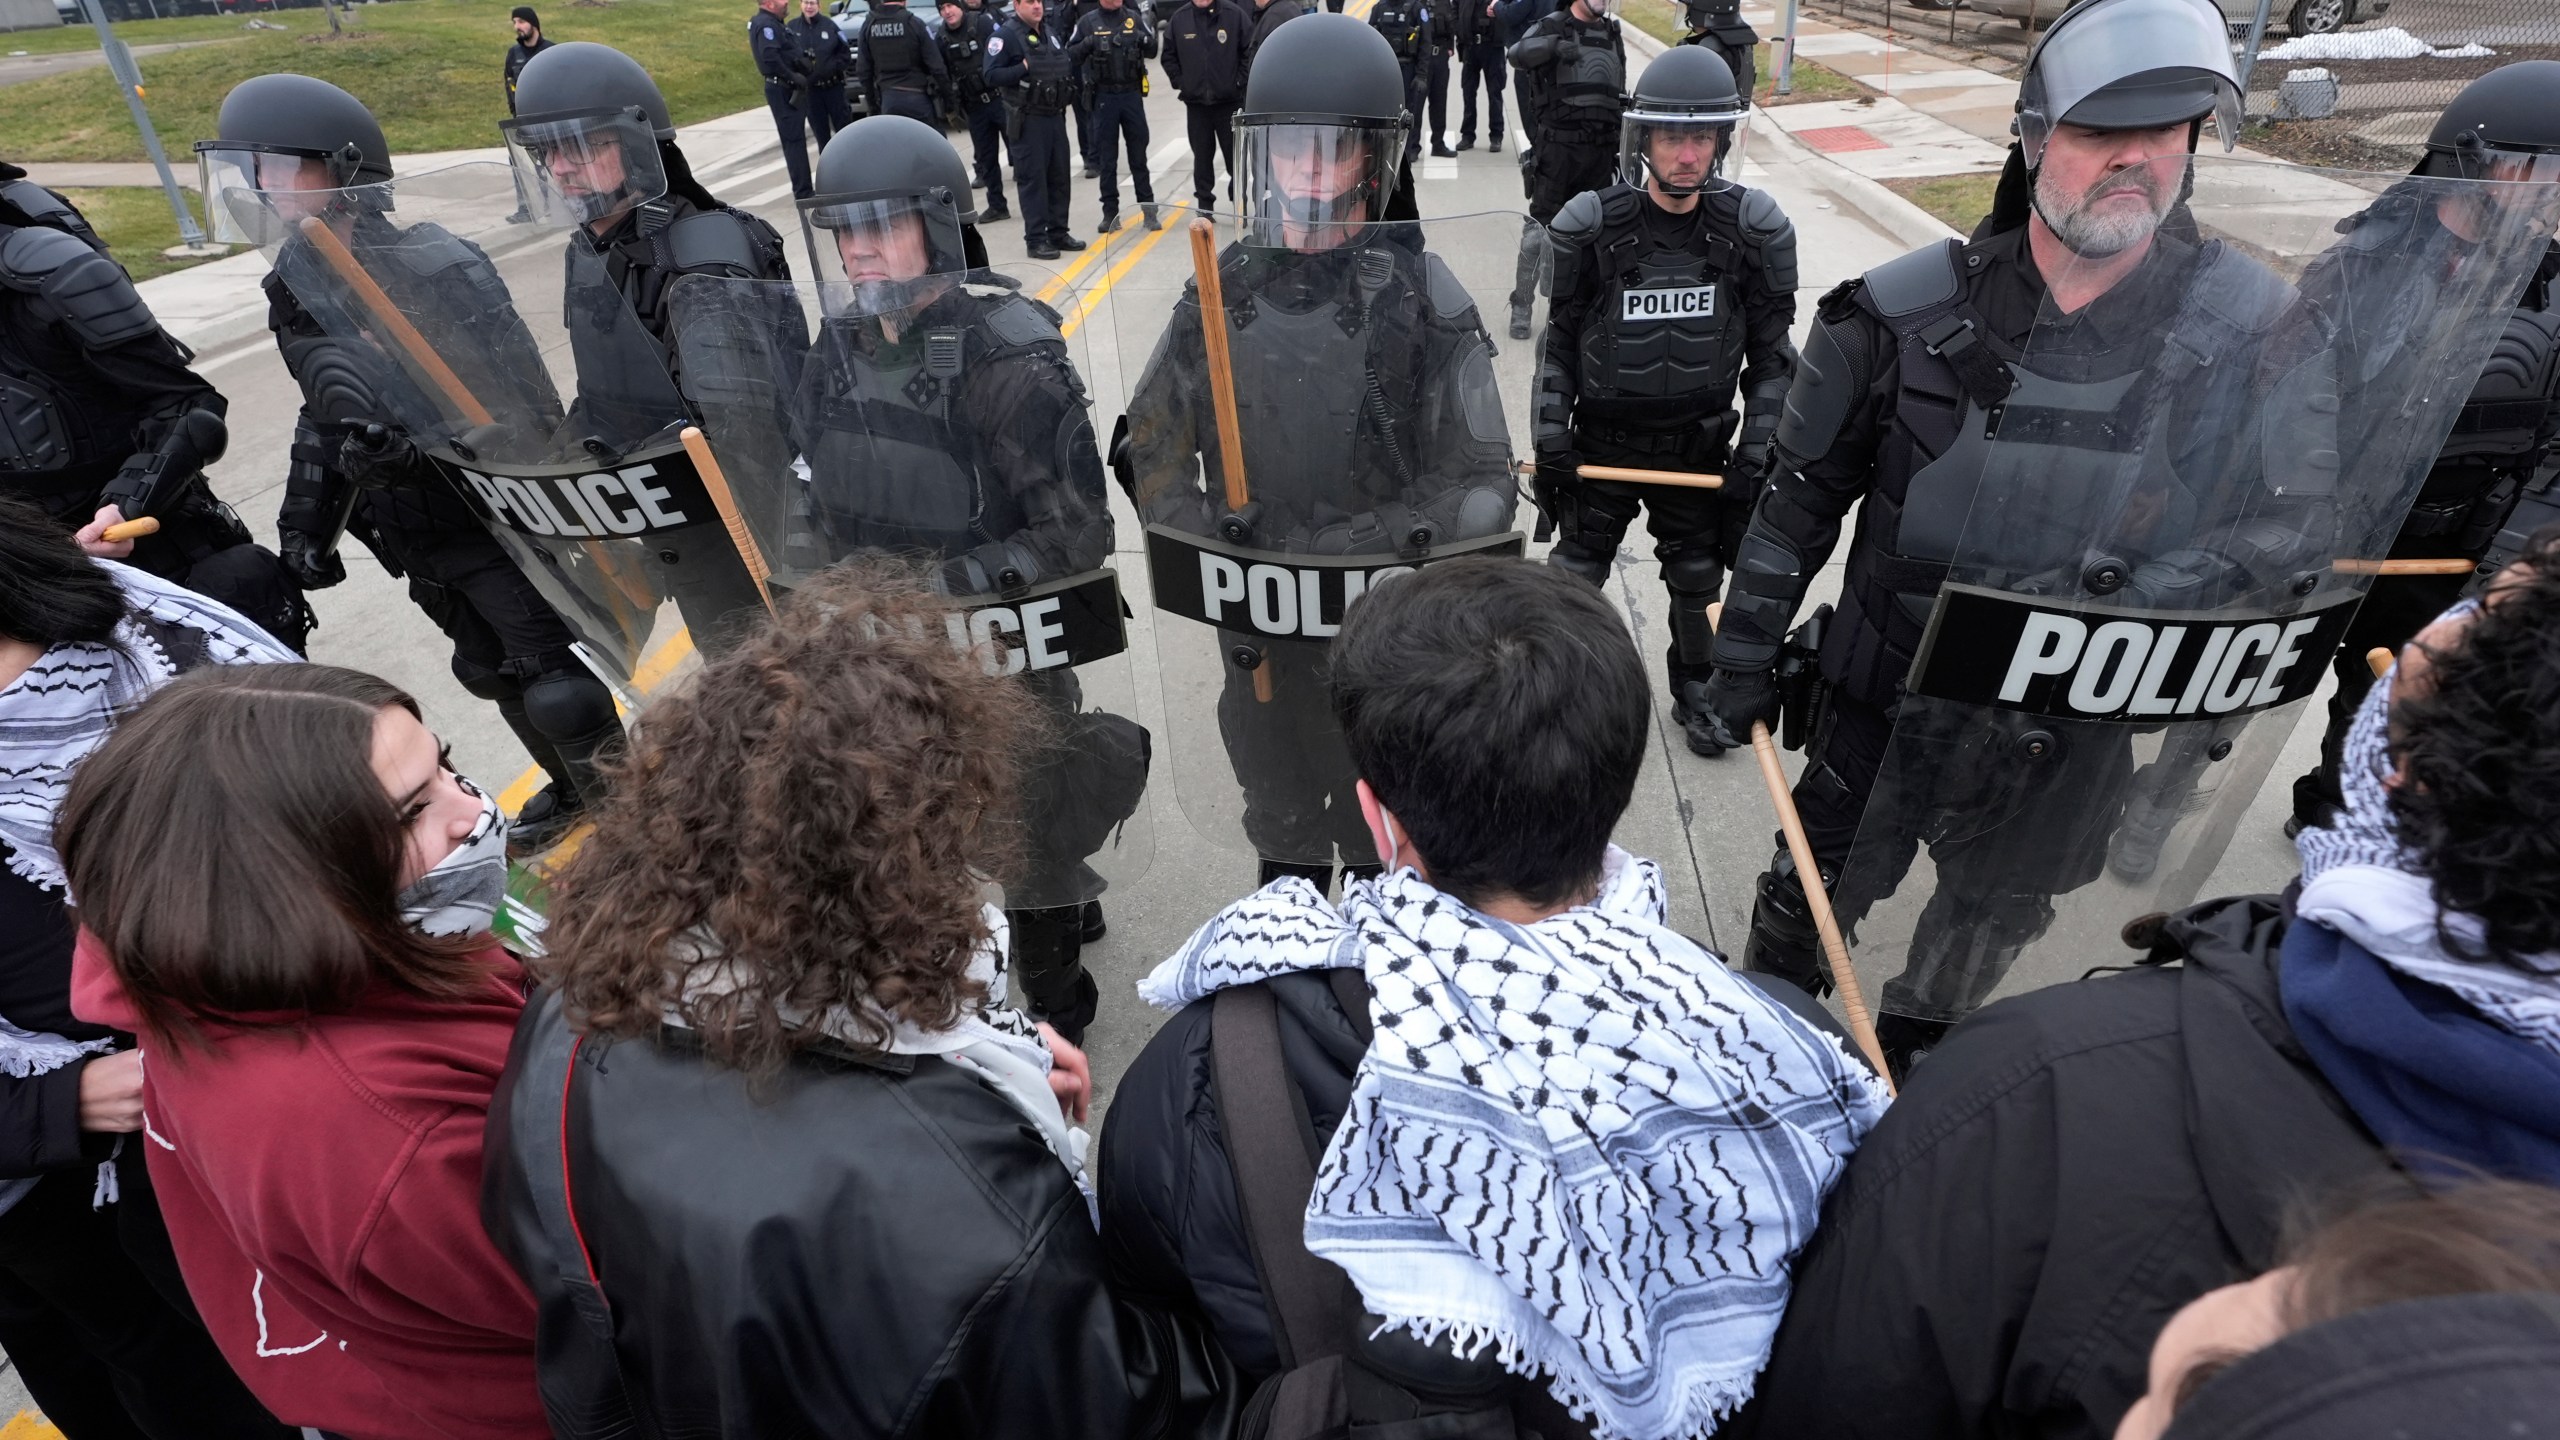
[1211,981,1362,1370]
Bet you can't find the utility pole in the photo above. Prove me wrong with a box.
[76,0,219,255]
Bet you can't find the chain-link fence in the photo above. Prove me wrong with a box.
[2238,0,2557,168]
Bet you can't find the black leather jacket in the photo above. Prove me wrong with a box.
[483,986,1242,1439]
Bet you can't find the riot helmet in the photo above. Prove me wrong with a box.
[1682,0,1738,26]
[194,74,392,246]
[1235,13,1410,247]
[500,42,674,227]
[2421,62,2560,186]
[804,115,984,314]
[1620,44,1749,197]
[2012,0,2240,170]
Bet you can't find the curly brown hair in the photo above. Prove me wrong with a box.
[539,561,1032,1073]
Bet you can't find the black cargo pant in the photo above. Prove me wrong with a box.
[1544,422,1751,697]
[1185,99,1238,212]
[1458,40,1505,142]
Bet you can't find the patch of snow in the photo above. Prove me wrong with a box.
[2259,27,2496,61]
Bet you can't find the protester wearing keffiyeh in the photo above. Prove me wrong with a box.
[1141,846,1891,1440]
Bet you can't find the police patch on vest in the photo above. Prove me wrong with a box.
[940,568,1129,673]
[1144,525,1525,640]
[1623,285,1716,322]
[1907,583,2361,722]
[427,439,718,541]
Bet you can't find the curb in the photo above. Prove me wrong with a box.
[1623,19,1959,250]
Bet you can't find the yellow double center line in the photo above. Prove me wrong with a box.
[496,204,1194,824]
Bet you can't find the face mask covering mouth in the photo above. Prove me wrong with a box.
[397,775,510,938]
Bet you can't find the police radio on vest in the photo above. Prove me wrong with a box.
[1623,285,1716,321]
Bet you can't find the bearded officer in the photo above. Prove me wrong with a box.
[0,164,308,650]
[1536,45,1794,756]
[1122,14,1515,890]
[1504,0,1624,341]
[1693,0,2316,1073]
[507,41,798,655]
[2282,60,2560,837]
[200,74,621,857]
[786,116,1139,1039]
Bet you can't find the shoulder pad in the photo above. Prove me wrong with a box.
[1550,187,1607,243]
[1860,238,1962,319]
[1419,252,1481,326]
[666,209,767,278]
[0,180,103,252]
[2189,241,2295,338]
[386,221,491,278]
[981,292,1065,351]
[1737,186,1797,294]
[0,226,156,346]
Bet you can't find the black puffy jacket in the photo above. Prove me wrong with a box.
[1726,895,2407,1440]
[483,986,1242,1439]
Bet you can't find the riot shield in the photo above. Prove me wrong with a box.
[665,269,1153,910]
[1811,155,2560,1029]
[235,161,767,685]
[1113,210,1534,872]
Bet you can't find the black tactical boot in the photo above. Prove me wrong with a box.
[1875,1012,1954,1083]
[507,783,587,859]
[1009,905,1098,1045]
[1741,859,1834,999]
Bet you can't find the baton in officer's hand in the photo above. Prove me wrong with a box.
[682,426,777,619]
[1190,217,1272,703]
[1709,601,1894,1092]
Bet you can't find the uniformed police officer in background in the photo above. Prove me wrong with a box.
[2283,61,2560,837]
[1161,0,1247,216]
[1367,0,1432,166]
[508,41,797,655]
[1694,0,2316,1073]
[939,0,1014,222]
[862,0,954,126]
[792,0,856,150]
[1452,0,1504,152]
[1680,0,1756,106]
[1537,45,1794,756]
[774,115,1141,1037]
[0,166,308,650]
[1122,14,1515,889]
[1422,2,1456,158]
[749,0,819,198]
[1071,0,1162,234]
[1506,0,1623,340]
[988,0,1088,259]
[200,75,622,857]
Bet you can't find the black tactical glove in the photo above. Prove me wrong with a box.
[336,424,413,489]
[277,525,347,590]
[1531,446,1580,538]
[1691,665,1778,756]
[1730,438,1770,493]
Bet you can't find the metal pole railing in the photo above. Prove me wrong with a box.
[77,0,210,250]
[1777,0,1799,94]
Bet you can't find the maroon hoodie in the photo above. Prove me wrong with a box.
[72,934,547,1440]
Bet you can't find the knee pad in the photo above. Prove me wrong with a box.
[1546,543,1611,586]
[1660,551,1727,601]
[519,668,620,744]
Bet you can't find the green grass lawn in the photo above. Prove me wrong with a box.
[0,0,770,164]
[1881,171,1998,235]
[56,184,235,281]
[0,10,261,57]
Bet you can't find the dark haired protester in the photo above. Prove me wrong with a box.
[1726,533,2560,1440]
[62,664,547,1439]
[0,495,296,1440]
[1101,558,1886,1438]
[483,565,1237,1439]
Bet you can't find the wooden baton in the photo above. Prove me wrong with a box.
[1189,217,1271,702]
[680,427,775,618]
[1709,602,1894,1092]
[1515,461,1726,491]
[2332,557,2478,577]
[296,216,497,428]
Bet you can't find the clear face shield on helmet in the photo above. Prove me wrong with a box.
[192,143,373,246]
[498,106,668,228]
[1234,118,1407,250]
[1619,103,1749,196]
[800,190,971,316]
[2014,0,2241,169]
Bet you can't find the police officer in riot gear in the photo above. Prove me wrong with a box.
[0,165,309,651]
[200,74,622,858]
[1537,45,1794,754]
[506,41,796,656]
[1506,0,1623,341]
[1679,0,1756,104]
[1071,0,1161,234]
[1695,0,2305,1073]
[1122,14,1516,890]
[790,116,1139,1038]
[861,0,954,125]
[987,0,1087,259]
[939,0,1013,222]
[2284,59,2560,836]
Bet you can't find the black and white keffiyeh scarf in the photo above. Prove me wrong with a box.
[1140,847,1891,1440]
[0,560,295,894]
[2295,602,2560,1051]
